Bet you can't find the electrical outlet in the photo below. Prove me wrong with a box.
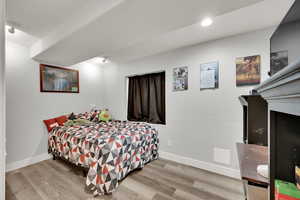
[213,147,231,165]
[167,140,173,146]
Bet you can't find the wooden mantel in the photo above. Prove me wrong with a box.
[255,59,300,116]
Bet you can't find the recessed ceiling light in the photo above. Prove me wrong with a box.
[201,17,213,27]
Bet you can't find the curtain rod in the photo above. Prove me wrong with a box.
[126,70,165,78]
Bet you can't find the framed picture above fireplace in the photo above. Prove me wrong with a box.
[40,64,80,93]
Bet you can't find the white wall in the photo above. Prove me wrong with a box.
[5,27,273,179]
[0,0,5,198]
[102,28,273,175]
[5,40,105,168]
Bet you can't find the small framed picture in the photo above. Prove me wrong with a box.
[200,61,219,90]
[270,50,288,75]
[173,66,188,91]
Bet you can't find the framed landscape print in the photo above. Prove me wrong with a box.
[200,61,219,90]
[236,55,261,86]
[40,64,79,93]
[270,50,288,75]
[173,66,188,91]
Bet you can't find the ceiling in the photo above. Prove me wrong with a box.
[6,0,124,38]
[111,0,295,62]
[6,0,295,65]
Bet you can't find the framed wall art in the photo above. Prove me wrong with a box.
[270,50,288,75]
[173,66,188,91]
[200,61,219,90]
[40,64,80,93]
[236,55,261,86]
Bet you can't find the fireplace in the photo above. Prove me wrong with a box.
[269,111,300,198]
[255,59,300,199]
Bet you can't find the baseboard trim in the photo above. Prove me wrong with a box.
[159,151,241,179]
[6,153,52,172]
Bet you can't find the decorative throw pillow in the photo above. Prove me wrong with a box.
[91,110,101,122]
[86,112,94,121]
[55,115,68,126]
[73,119,92,126]
[43,118,59,132]
[76,112,85,120]
[68,112,77,120]
[64,120,75,127]
[89,110,97,121]
[99,110,111,122]
[77,112,92,120]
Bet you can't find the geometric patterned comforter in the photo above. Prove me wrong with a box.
[48,120,159,196]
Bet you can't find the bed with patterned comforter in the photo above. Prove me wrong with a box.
[48,120,159,196]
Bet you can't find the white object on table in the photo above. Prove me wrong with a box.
[257,164,269,178]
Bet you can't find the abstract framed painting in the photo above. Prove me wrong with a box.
[236,55,261,86]
[40,64,80,93]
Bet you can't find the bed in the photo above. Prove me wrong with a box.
[47,119,159,196]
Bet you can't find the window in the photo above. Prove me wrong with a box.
[127,72,165,124]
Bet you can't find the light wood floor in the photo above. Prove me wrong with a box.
[6,158,245,200]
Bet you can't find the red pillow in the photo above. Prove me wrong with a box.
[43,118,59,132]
[55,115,68,126]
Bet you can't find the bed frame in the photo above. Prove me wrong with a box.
[50,150,88,177]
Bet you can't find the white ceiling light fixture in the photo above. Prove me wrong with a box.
[6,25,15,34]
[87,56,109,65]
[201,17,213,27]
[95,56,109,64]
[5,25,38,46]
[101,57,109,64]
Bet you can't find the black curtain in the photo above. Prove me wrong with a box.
[127,72,165,124]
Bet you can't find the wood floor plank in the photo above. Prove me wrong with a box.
[173,189,205,200]
[193,181,244,200]
[141,167,227,200]
[122,177,157,199]
[130,173,176,196]
[21,164,65,200]
[34,161,88,200]
[5,182,18,200]
[44,159,87,187]
[162,162,244,199]
[181,164,244,194]
[150,159,167,168]
[145,164,195,186]
[111,185,139,200]
[6,158,245,200]
[6,172,45,200]
[152,193,174,200]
